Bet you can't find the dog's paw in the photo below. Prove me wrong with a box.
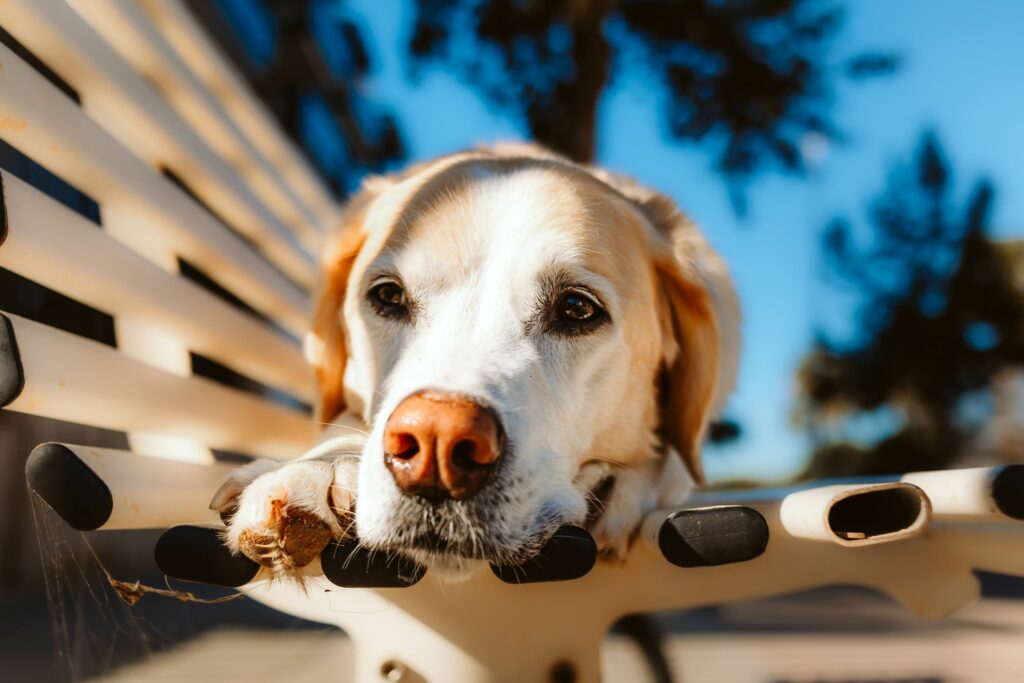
[210,440,361,578]
[576,461,658,560]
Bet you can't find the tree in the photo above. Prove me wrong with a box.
[408,0,894,204]
[796,133,1024,478]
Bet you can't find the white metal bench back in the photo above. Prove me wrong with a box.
[0,0,333,465]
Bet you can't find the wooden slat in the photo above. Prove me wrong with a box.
[3,313,314,459]
[139,0,340,229]
[0,170,313,403]
[66,0,327,251]
[0,40,309,336]
[0,0,315,289]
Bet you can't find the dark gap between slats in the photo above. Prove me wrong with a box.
[0,140,102,225]
[160,167,308,294]
[0,268,116,347]
[0,26,81,104]
[190,352,311,415]
[176,258,301,346]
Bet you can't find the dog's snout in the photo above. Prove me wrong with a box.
[383,391,501,501]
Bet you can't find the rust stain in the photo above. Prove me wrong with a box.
[0,117,27,132]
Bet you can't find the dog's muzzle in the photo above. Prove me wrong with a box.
[382,390,503,502]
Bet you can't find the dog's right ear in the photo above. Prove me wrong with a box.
[306,189,379,425]
[641,193,742,486]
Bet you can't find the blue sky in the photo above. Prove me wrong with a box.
[350,0,1024,481]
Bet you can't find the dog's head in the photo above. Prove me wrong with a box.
[306,147,739,576]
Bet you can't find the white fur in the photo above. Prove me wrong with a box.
[221,147,739,580]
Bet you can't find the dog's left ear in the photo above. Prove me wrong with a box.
[643,194,741,485]
[307,228,365,425]
[306,185,382,425]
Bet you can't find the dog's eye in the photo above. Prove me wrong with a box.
[549,289,609,335]
[368,281,409,319]
[558,293,596,321]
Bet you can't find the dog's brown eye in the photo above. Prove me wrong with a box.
[558,293,596,321]
[549,289,609,335]
[368,281,410,319]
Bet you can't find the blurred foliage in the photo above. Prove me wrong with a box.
[407,0,896,208]
[796,133,1024,478]
[707,417,743,445]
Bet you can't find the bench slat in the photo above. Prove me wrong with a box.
[3,313,314,459]
[0,40,310,336]
[0,0,318,289]
[0,170,314,403]
[25,442,236,530]
[140,0,340,230]
[64,0,326,252]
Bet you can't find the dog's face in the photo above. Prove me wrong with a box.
[307,151,738,577]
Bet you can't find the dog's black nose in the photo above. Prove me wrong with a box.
[382,391,501,501]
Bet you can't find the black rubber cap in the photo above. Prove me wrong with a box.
[26,443,113,531]
[320,539,425,588]
[491,525,597,584]
[0,313,25,408]
[659,506,769,568]
[0,171,8,247]
[993,465,1024,520]
[156,524,259,587]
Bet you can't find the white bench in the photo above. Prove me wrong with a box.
[4,2,1024,682]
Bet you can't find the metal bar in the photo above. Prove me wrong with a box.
[0,170,313,403]
[242,474,1024,682]
[25,443,236,530]
[138,0,339,229]
[778,482,930,546]
[0,40,310,336]
[903,466,1024,522]
[0,0,316,286]
[2,313,314,458]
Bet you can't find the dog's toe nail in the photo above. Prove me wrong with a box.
[238,529,278,567]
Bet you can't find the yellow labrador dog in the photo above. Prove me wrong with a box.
[212,144,740,580]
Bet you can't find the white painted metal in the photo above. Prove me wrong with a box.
[66,0,325,254]
[778,481,930,546]
[0,0,316,287]
[72,0,325,250]
[242,473,1024,683]
[104,199,216,463]
[0,40,309,336]
[0,170,313,403]
[41,443,236,530]
[3,314,315,459]
[903,467,1016,521]
[137,0,339,230]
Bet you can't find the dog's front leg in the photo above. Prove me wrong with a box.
[210,433,364,579]
[575,453,695,559]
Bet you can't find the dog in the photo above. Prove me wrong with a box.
[211,144,740,580]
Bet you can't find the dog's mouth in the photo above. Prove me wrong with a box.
[368,496,567,571]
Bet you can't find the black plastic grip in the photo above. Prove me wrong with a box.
[26,443,113,531]
[658,505,769,568]
[320,540,426,588]
[155,525,600,588]
[993,465,1024,520]
[155,524,260,587]
[491,525,597,584]
[0,313,25,408]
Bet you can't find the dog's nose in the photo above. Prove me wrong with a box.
[382,391,502,501]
